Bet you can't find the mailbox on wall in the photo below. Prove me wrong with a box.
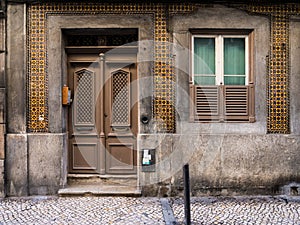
[62,84,72,105]
[142,149,155,172]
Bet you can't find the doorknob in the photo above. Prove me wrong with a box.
[104,113,108,117]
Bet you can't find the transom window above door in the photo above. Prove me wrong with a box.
[192,35,248,86]
[63,28,138,47]
[190,30,255,123]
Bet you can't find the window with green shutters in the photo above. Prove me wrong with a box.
[190,30,255,122]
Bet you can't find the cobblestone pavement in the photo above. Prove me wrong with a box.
[172,196,300,225]
[0,197,164,225]
[0,196,300,225]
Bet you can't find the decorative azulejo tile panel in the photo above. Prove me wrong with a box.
[245,4,300,134]
[27,2,299,134]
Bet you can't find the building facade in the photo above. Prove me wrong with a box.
[0,0,300,197]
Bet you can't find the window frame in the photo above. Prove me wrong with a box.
[192,34,249,86]
[189,29,255,123]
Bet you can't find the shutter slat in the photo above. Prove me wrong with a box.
[195,86,218,116]
[225,86,248,115]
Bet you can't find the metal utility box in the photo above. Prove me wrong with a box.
[141,149,155,172]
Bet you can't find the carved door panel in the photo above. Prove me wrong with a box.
[68,60,101,173]
[104,60,137,174]
[68,52,137,174]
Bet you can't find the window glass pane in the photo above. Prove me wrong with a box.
[194,38,215,75]
[224,38,245,75]
[194,76,215,85]
[224,76,245,85]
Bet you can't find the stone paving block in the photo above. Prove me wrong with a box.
[172,196,300,225]
[0,196,299,224]
[0,197,165,224]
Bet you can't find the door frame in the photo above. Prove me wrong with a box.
[47,14,154,183]
[66,47,139,175]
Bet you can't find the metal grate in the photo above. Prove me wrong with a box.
[67,34,138,46]
[112,70,130,126]
[75,69,94,125]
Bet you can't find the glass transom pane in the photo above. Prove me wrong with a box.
[224,76,245,85]
[194,76,215,85]
[194,38,215,75]
[224,38,245,75]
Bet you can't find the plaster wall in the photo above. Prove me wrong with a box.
[6,5,155,196]
[290,17,300,135]
[0,88,5,197]
[6,3,26,133]
[140,134,300,196]
[140,6,300,196]
[0,13,6,198]
[5,4,27,197]
[47,14,154,133]
[172,5,268,134]
[5,3,300,197]
[28,134,67,195]
[6,134,28,196]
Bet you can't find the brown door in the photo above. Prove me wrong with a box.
[68,49,137,174]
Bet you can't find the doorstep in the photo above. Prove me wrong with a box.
[59,174,141,197]
[58,184,142,197]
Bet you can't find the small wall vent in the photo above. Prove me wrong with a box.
[281,183,300,196]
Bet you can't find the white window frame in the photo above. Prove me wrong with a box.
[192,34,249,85]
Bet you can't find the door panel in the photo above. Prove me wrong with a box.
[68,51,137,175]
[104,60,137,174]
[68,61,100,173]
[72,142,98,170]
[106,139,136,173]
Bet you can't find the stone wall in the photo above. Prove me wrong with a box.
[290,16,300,135]
[4,2,300,197]
[0,12,5,197]
[5,3,155,197]
[139,134,300,196]
[139,5,300,196]
[5,3,27,197]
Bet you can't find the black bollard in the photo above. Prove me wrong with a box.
[183,164,191,225]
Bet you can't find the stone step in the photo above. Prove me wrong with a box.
[59,174,141,197]
[58,184,141,197]
[67,174,138,186]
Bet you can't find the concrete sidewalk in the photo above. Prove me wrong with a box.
[0,196,299,224]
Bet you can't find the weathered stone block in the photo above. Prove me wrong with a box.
[0,88,5,124]
[290,19,300,135]
[170,134,300,196]
[28,133,66,195]
[0,124,5,159]
[221,135,300,189]
[6,4,26,133]
[0,53,5,88]
[6,134,28,196]
[139,134,171,187]
[0,159,4,197]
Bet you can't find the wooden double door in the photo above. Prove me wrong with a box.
[68,49,138,175]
